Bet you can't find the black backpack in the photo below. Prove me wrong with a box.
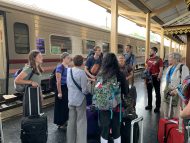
[49,65,64,91]
[49,68,56,91]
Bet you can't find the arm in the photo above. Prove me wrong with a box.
[158,59,163,79]
[81,72,89,94]
[84,66,95,79]
[158,67,163,79]
[126,71,133,80]
[180,100,190,119]
[182,66,189,81]
[56,72,62,98]
[15,71,38,87]
[87,77,96,82]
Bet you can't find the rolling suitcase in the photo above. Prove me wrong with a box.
[23,86,42,117]
[87,106,100,139]
[121,116,144,143]
[158,96,184,143]
[0,113,4,143]
[130,116,143,143]
[166,122,184,143]
[121,116,140,143]
[20,87,48,143]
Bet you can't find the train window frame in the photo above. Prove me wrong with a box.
[102,42,110,53]
[82,39,96,54]
[14,22,30,54]
[49,34,72,55]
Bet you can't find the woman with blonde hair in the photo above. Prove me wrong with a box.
[15,50,44,116]
[162,52,189,118]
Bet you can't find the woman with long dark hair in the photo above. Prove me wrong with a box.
[54,52,71,129]
[95,53,127,143]
[15,50,43,116]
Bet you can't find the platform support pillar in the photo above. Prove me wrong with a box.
[160,28,164,59]
[110,0,118,54]
[145,13,150,62]
[169,39,172,54]
[186,33,190,69]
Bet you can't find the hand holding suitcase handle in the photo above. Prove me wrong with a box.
[31,81,39,87]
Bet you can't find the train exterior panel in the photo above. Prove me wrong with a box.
[0,2,164,96]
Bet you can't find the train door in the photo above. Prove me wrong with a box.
[0,14,7,95]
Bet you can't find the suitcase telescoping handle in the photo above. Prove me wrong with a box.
[28,87,41,116]
[0,112,4,143]
[168,96,173,119]
[186,120,190,143]
[130,116,143,143]
[168,96,183,133]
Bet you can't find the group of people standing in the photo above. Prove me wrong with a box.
[14,44,190,143]
[144,47,190,142]
[52,45,136,143]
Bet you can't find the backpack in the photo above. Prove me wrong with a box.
[14,68,34,92]
[14,68,23,79]
[49,68,56,91]
[49,65,64,91]
[92,76,121,110]
[181,75,190,104]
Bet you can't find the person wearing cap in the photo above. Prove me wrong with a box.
[145,47,163,113]
[54,52,71,129]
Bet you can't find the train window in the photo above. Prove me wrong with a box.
[118,44,124,54]
[102,42,110,53]
[82,40,95,54]
[50,35,72,54]
[142,47,145,54]
[14,23,30,54]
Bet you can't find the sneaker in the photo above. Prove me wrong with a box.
[154,108,160,113]
[145,105,152,110]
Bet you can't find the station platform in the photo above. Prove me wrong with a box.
[3,77,163,143]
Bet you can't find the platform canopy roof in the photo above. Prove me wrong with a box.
[90,0,190,43]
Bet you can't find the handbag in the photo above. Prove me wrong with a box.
[90,64,100,76]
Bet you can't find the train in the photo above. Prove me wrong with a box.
[0,1,168,119]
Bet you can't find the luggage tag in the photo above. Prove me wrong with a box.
[95,82,102,89]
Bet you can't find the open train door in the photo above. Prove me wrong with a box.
[0,12,8,96]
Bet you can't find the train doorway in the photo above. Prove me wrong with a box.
[0,14,7,95]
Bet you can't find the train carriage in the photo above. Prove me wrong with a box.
[0,2,167,119]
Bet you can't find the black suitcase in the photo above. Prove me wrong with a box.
[23,86,42,117]
[21,87,48,143]
[21,115,48,143]
[121,116,143,143]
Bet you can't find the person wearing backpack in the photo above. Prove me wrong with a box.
[85,46,102,78]
[66,55,89,143]
[163,52,189,118]
[124,45,137,86]
[93,53,127,143]
[145,47,163,113]
[54,52,71,129]
[14,50,43,116]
